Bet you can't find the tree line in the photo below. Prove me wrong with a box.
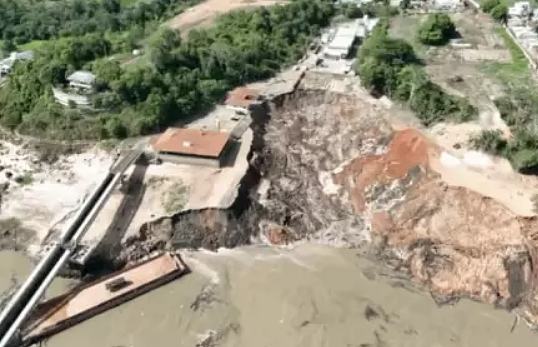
[356,18,477,126]
[0,0,196,45]
[0,0,335,140]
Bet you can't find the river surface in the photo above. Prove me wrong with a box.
[1,245,537,347]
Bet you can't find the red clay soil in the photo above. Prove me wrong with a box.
[334,129,439,212]
[334,127,538,318]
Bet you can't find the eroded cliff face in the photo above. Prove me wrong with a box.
[120,75,538,327]
[333,129,533,309]
[260,85,538,327]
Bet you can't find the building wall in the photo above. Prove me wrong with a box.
[225,105,250,114]
[158,153,222,168]
[52,87,92,107]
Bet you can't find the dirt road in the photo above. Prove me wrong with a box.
[169,0,287,32]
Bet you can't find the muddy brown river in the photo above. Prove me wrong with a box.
[1,245,537,347]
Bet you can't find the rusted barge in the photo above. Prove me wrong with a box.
[21,252,187,345]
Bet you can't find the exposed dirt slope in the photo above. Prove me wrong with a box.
[260,80,538,327]
[169,0,287,32]
[335,129,533,309]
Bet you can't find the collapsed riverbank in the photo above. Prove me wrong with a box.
[117,71,538,330]
[3,70,538,333]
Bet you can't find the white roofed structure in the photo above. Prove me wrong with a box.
[67,70,96,91]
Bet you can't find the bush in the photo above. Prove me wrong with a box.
[490,4,508,22]
[481,0,501,13]
[417,13,457,46]
[356,21,477,126]
[469,129,507,154]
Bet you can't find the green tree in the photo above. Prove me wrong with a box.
[1,39,16,56]
[150,28,182,72]
[481,0,501,13]
[417,13,457,46]
[469,129,507,154]
[490,4,508,23]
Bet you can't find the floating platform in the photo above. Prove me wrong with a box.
[21,252,187,345]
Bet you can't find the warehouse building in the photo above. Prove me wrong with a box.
[151,127,232,168]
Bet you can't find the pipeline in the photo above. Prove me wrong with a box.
[0,172,113,342]
[0,146,143,347]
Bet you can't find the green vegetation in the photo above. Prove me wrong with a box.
[356,20,477,126]
[481,0,509,21]
[417,13,457,46]
[162,182,188,214]
[0,0,335,140]
[0,0,196,45]
[14,172,34,185]
[338,2,399,19]
[484,27,528,83]
[471,88,538,173]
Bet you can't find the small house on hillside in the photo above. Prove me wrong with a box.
[53,70,96,107]
[224,88,262,114]
[67,70,96,92]
[150,127,232,167]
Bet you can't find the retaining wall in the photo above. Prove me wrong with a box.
[52,88,92,107]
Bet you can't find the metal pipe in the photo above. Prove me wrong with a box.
[0,172,110,337]
[0,249,73,347]
[73,173,122,245]
[0,150,139,346]
[0,174,121,347]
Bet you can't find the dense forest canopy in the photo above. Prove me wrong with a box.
[0,0,335,140]
[0,0,194,44]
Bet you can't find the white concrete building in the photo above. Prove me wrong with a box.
[508,1,532,18]
[54,70,96,107]
[431,0,463,11]
[67,70,96,91]
[323,16,380,60]
[0,51,34,75]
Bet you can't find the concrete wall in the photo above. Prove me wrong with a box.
[158,153,221,168]
[52,87,91,107]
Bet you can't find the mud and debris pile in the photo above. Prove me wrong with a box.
[334,129,533,309]
[116,72,538,326]
[252,81,538,326]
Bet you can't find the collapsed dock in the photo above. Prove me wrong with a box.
[21,252,187,345]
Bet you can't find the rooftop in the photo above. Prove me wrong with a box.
[67,70,96,85]
[152,127,231,158]
[328,34,356,50]
[225,87,261,108]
